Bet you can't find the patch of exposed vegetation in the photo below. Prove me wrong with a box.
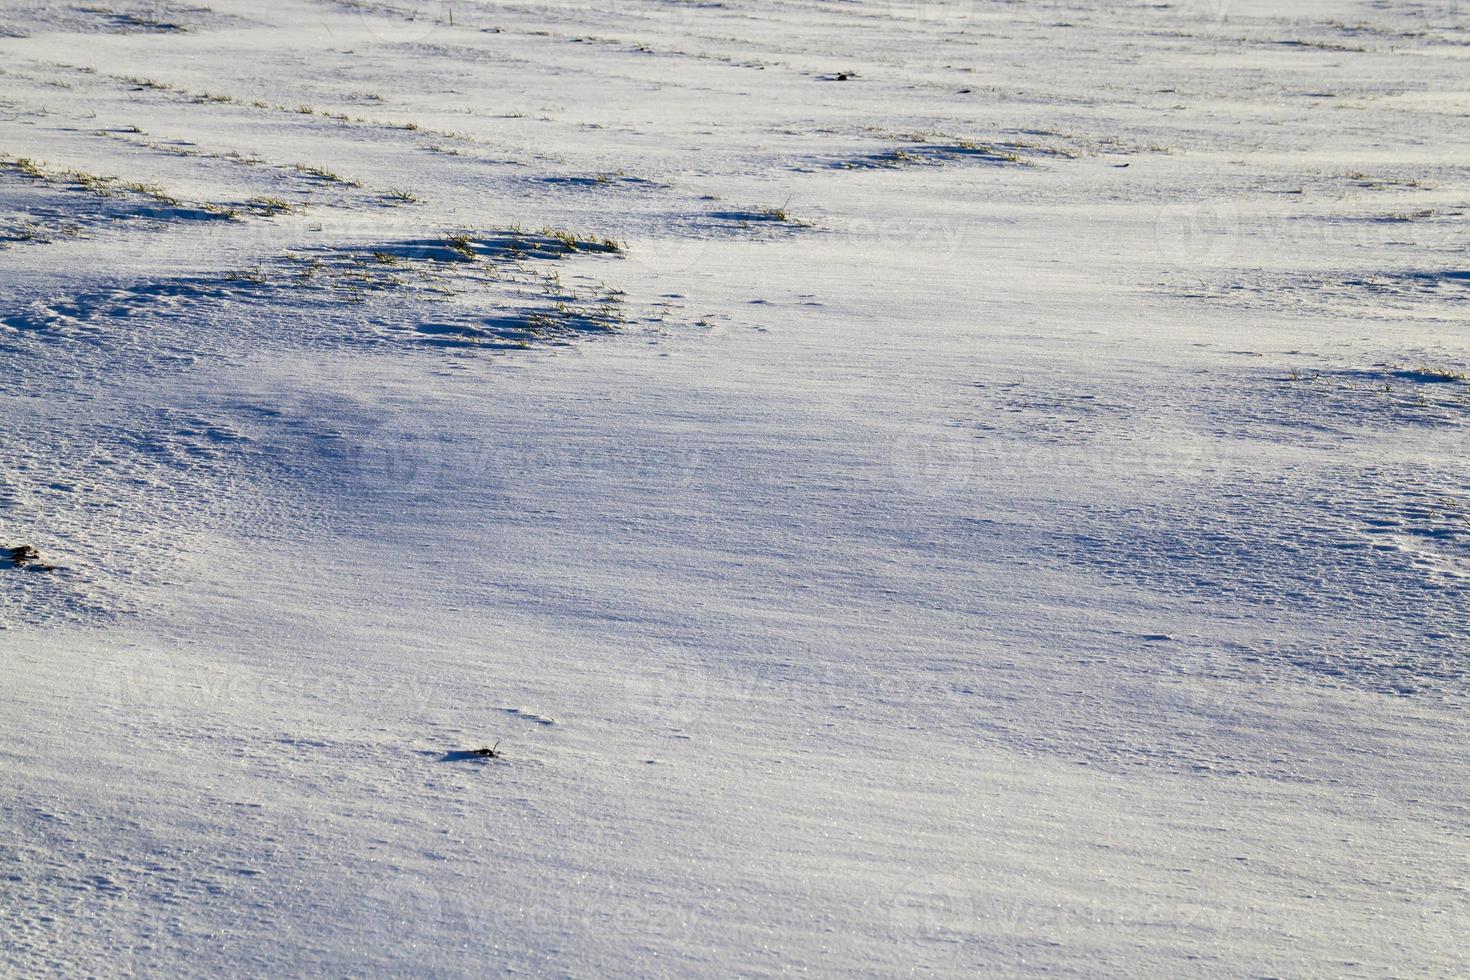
[206,230,630,349]
[0,217,82,248]
[1278,361,1470,428]
[1343,172,1428,191]
[293,163,362,187]
[246,196,299,217]
[1,153,195,207]
[82,6,189,33]
[77,64,509,154]
[1,544,57,572]
[709,205,810,230]
[0,153,244,243]
[95,129,386,206]
[835,129,1083,170]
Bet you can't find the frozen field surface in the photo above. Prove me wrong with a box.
[2,0,1468,975]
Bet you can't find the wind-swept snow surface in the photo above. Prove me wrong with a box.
[2,0,1468,975]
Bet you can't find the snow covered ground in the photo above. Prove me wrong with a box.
[2,0,1468,974]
